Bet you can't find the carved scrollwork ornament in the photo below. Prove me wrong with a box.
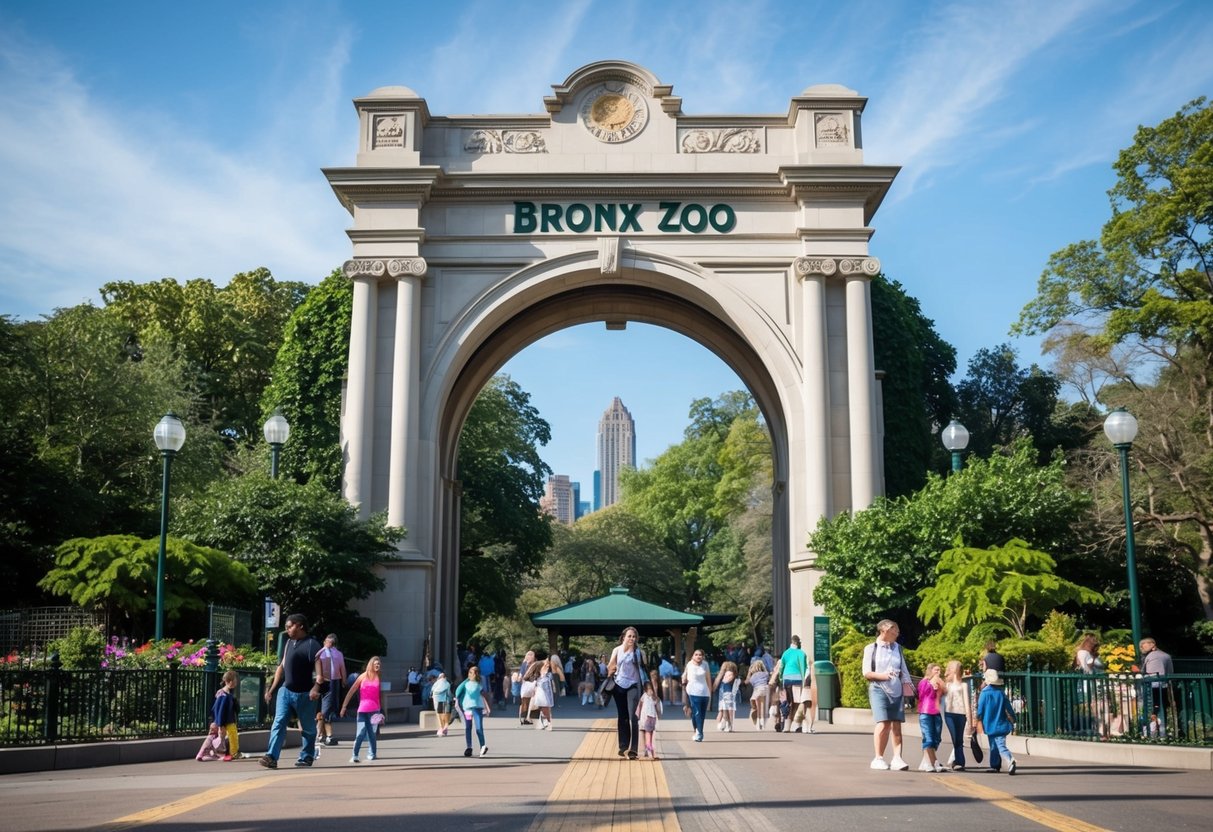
[793,256,879,278]
[343,259,387,278]
[387,257,428,278]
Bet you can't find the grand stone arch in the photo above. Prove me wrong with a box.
[324,61,899,673]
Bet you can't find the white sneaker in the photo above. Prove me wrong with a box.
[480,746,488,757]
[694,731,703,742]
[350,755,359,763]
[870,757,891,770]
[891,756,910,771]
[717,722,724,731]
[691,732,699,741]
[934,761,948,772]
[917,759,933,772]
[725,724,732,733]
[368,754,376,761]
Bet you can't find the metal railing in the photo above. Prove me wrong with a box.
[1,655,271,747]
[983,669,1213,747]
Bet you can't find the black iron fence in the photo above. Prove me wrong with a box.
[1,655,271,747]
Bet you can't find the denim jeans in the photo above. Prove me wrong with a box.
[352,712,377,759]
[987,733,1013,770]
[266,687,318,763]
[688,694,710,735]
[611,683,641,754]
[944,711,967,766]
[463,707,485,749]
[919,712,942,749]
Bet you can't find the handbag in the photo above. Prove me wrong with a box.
[969,733,984,764]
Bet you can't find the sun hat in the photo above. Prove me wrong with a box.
[983,668,1004,685]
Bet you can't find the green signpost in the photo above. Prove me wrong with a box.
[813,615,831,662]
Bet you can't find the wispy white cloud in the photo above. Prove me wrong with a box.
[0,28,348,319]
[862,0,1104,197]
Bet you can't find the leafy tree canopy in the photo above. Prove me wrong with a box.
[457,375,553,632]
[38,534,256,637]
[260,268,351,490]
[917,537,1103,639]
[174,472,402,633]
[810,439,1090,643]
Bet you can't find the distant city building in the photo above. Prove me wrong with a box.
[579,500,591,518]
[539,474,575,525]
[592,470,601,512]
[572,481,582,520]
[596,397,636,508]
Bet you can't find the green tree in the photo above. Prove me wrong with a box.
[810,440,1091,643]
[871,275,957,494]
[917,538,1103,638]
[101,268,309,445]
[699,487,774,647]
[954,343,1080,463]
[457,376,553,634]
[174,472,403,645]
[260,269,352,490]
[537,506,684,608]
[38,534,257,638]
[1014,98,1213,624]
[621,392,756,608]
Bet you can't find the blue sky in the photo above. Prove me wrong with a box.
[2,1,1211,490]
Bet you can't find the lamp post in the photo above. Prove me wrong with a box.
[941,419,970,473]
[1103,407,1143,661]
[153,412,186,641]
[262,410,290,479]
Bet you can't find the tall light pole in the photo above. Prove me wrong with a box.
[262,410,290,479]
[1103,407,1143,661]
[153,412,186,641]
[941,419,970,473]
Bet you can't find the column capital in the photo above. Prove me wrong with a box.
[793,255,880,278]
[343,257,428,279]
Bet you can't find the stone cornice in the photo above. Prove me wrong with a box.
[343,257,428,280]
[793,256,881,278]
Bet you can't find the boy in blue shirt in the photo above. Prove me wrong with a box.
[975,668,1018,774]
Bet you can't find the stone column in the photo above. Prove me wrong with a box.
[342,261,382,515]
[842,257,881,511]
[793,257,834,525]
[386,258,428,530]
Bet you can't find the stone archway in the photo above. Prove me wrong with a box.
[324,60,898,675]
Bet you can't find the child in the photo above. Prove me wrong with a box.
[916,662,945,771]
[714,661,739,732]
[635,679,663,758]
[212,669,239,761]
[431,671,453,737]
[454,665,492,757]
[975,668,1018,775]
[340,656,384,763]
[195,723,225,761]
[747,659,770,730]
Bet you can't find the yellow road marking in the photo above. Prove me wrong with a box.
[935,775,1112,832]
[102,772,308,830]
[528,718,679,832]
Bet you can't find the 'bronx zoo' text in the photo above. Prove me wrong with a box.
[513,202,737,234]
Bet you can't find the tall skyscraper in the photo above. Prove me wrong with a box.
[539,474,575,525]
[596,397,636,508]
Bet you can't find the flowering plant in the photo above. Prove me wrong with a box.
[1100,643,1137,674]
[101,637,275,670]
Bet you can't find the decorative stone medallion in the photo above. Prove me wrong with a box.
[579,82,649,143]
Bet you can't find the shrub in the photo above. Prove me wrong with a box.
[47,626,105,669]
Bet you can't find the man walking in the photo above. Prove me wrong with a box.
[261,613,325,769]
[316,633,346,747]
[1139,637,1174,736]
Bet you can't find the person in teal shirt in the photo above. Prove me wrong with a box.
[778,635,810,731]
[454,666,493,758]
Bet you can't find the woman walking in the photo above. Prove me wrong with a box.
[682,648,713,743]
[606,626,650,759]
[454,665,492,757]
[517,650,536,724]
[340,656,384,763]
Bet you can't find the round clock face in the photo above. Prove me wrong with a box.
[579,83,648,143]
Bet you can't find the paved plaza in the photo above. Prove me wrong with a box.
[2,708,1209,832]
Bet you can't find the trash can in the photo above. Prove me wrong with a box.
[813,660,839,724]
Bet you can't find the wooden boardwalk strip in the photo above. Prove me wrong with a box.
[528,719,679,832]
